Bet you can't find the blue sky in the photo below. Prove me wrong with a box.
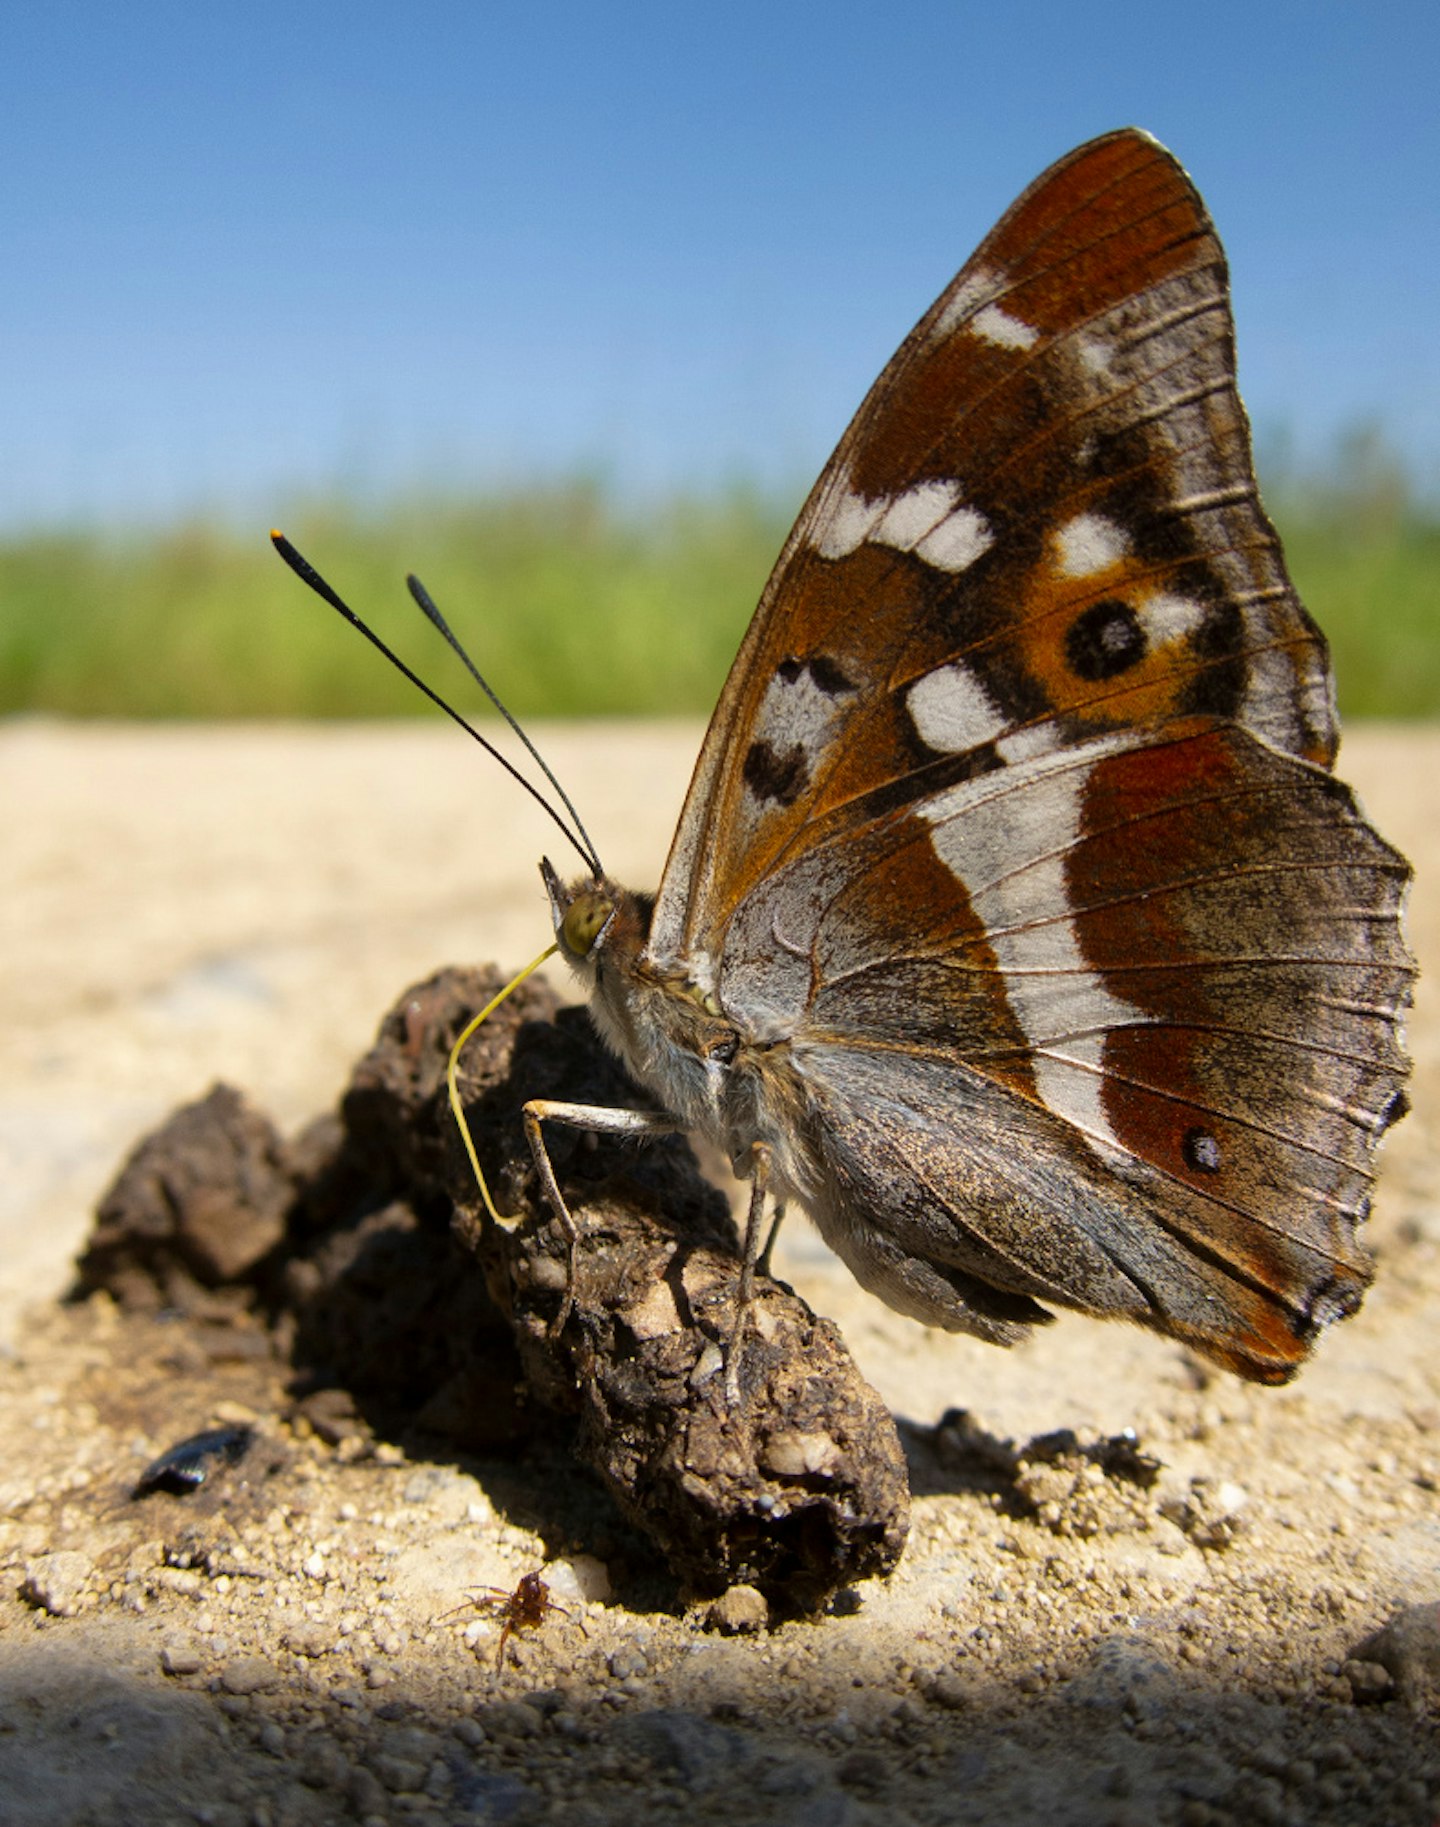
[4,1,1436,530]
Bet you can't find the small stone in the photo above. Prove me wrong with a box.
[761,1430,841,1478]
[920,1671,970,1711]
[160,1640,204,1676]
[1247,1740,1288,1779]
[479,1700,543,1739]
[545,1554,612,1605]
[258,1722,286,1756]
[220,1656,279,1695]
[607,1644,650,1677]
[372,1754,426,1794]
[384,1727,443,1764]
[838,1749,888,1788]
[297,1745,350,1791]
[1352,1601,1440,1711]
[706,1585,769,1635]
[347,1767,387,1816]
[21,1551,93,1617]
[285,1620,336,1658]
[1341,1659,1394,1703]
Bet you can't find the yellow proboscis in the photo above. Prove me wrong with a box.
[447,942,559,1224]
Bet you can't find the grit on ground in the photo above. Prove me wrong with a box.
[1,720,1437,1827]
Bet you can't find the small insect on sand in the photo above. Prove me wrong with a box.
[444,1571,572,1671]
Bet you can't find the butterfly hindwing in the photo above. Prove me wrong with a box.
[788,721,1408,1378]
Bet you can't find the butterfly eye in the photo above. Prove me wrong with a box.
[560,891,614,959]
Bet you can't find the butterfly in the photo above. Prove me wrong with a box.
[278,127,1413,1390]
[529,127,1413,1387]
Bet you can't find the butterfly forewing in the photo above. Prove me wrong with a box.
[650,129,1334,965]
[634,128,1412,1380]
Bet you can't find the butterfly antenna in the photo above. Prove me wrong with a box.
[269,532,601,877]
[406,570,602,879]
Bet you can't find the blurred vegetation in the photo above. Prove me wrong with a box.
[1,433,1436,721]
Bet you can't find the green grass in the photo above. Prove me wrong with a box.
[1,480,1436,720]
[1281,511,1440,720]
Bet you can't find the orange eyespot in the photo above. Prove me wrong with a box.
[561,892,613,959]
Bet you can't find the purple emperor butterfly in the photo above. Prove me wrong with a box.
[282,129,1414,1386]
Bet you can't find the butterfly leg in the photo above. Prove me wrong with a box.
[521,1099,681,1335]
[724,1143,776,1405]
[756,1200,787,1279]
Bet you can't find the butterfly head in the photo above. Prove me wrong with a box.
[541,857,652,977]
[545,867,614,964]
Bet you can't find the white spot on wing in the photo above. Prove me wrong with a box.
[815,479,994,574]
[996,723,1060,765]
[907,664,1006,753]
[931,265,1008,341]
[970,302,1039,351]
[915,506,994,571]
[918,740,1146,1161]
[814,487,885,558]
[871,480,962,551]
[1055,513,1130,578]
[1137,590,1206,645]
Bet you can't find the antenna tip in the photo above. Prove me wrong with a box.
[270,528,286,544]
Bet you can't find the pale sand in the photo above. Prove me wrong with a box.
[1,719,1436,1824]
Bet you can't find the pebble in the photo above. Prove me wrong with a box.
[153,1567,203,1597]
[160,1639,204,1676]
[219,1655,279,1695]
[705,1585,768,1635]
[838,1749,888,1788]
[285,1620,336,1658]
[348,1768,388,1816]
[1341,1658,1394,1702]
[546,1554,612,1604]
[1353,1600,1440,1709]
[385,1726,444,1765]
[373,1753,426,1794]
[21,1551,93,1617]
[607,1644,650,1678]
[480,1700,544,1740]
[297,1744,350,1791]
[920,1671,970,1711]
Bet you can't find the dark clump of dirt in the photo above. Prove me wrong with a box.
[77,965,910,1608]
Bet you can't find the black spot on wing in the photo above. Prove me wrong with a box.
[1180,587,1246,720]
[1066,599,1147,680]
[808,654,857,696]
[1182,1126,1222,1174]
[777,653,858,697]
[743,739,809,806]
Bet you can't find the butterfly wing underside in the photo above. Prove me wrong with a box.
[643,129,1412,1379]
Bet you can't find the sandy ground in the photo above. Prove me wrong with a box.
[1,716,1437,1826]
